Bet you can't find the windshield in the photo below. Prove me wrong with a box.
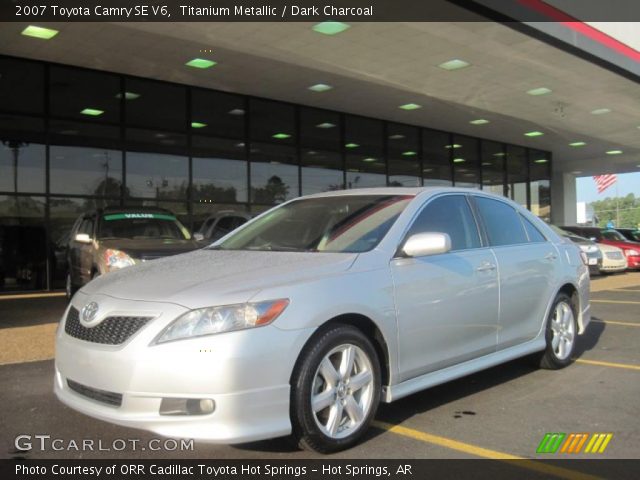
[213,195,414,253]
[601,229,627,241]
[98,213,191,240]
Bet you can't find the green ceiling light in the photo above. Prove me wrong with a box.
[272,133,291,139]
[526,87,552,96]
[445,144,462,149]
[308,83,333,92]
[481,162,493,166]
[185,58,217,69]
[606,150,623,155]
[569,141,586,147]
[534,158,549,164]
[191,122,207,128]
[469,119,489,125]
[453,158,466,163]
[438,59,470,71]
[591,108,611,115]
[115,91,141,100]
[493,152,506,157]
[316,122,336,129]
[524,131,544,137]
[80,108,104,116]
[363,157,376,163]
[399,103,421,110]
[402,151,417,156]
[345,143,359,148]
[21,25,59,40]
[312,21,350,36]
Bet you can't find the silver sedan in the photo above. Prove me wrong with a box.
[54,188,590,453]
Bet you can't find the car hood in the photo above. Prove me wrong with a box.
[81,249,358,308]
[597,243,623,253]
[98,238,200,259]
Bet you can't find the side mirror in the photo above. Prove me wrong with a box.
[193,232,205,242]
[74,233,92,244]
[402,232,451,258]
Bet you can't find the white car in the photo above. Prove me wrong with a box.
[598,243,628,273]
[55,188,590,453]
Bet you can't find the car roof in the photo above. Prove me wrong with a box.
[302,186,505,200]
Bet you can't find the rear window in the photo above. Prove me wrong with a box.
[521,215,547,243]
[99,212,190,240]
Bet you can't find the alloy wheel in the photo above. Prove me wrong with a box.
[310,343,374,439]
[550,301,575,360]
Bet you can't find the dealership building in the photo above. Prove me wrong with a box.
[0,4,639,292]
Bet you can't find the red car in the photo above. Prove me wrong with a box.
[561,226,640,269]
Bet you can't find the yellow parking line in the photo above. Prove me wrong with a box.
[0,292,66,301]
[373,421,601,480]
[591,319,640,327]
[575,359,640,371]
[590,299,640,305]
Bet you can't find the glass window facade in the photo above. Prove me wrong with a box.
[0,55,552,292]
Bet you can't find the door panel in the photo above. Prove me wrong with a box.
[391,249,499,381]
[493,243,557,348]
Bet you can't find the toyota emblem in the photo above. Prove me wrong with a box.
[81,302,99,324]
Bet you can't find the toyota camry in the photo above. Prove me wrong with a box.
[55,187,590,453]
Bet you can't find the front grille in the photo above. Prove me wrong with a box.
[65,307,152,345]
[67,379,122,407]
[606,251,623,260]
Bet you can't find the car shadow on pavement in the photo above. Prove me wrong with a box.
[572,318,606,358]
[235,320,608,454]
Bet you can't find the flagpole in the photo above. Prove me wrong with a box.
[616,181,619,227]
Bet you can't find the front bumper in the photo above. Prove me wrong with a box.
[54,293,314,443]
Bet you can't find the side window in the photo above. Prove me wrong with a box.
[475,197,528,246]
[78,217,94,237]
[521,215,547,243]
[407,195,480,251]
[231,216,247,229]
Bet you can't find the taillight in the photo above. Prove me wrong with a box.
[579,251,589,265]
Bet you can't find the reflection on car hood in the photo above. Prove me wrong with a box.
[98,238,200,258]
[81,249,358,308]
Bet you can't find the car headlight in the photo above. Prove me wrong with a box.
[155,299,289,344]
[624,249,639,257]
[579,244,598,253]
[103,249,135,271]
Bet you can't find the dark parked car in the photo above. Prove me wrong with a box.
[616,228,640,243]
[548,225,602,276]
[66,207,201,298]
[195,211,251,243]
[561,226,640,270]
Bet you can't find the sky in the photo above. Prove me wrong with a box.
[576,171,640,204]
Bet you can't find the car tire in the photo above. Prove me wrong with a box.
[65,272,77,300]
[539,293,577,370]
[290,324,381,453]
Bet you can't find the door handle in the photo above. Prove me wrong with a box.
[477,262,496,272]
[544,252,558,261]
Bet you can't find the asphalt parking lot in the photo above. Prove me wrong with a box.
[1,275,639,467]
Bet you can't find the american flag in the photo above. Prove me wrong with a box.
[593,174,617,194]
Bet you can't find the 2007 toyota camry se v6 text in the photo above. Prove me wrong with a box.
[55,188,590,453]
